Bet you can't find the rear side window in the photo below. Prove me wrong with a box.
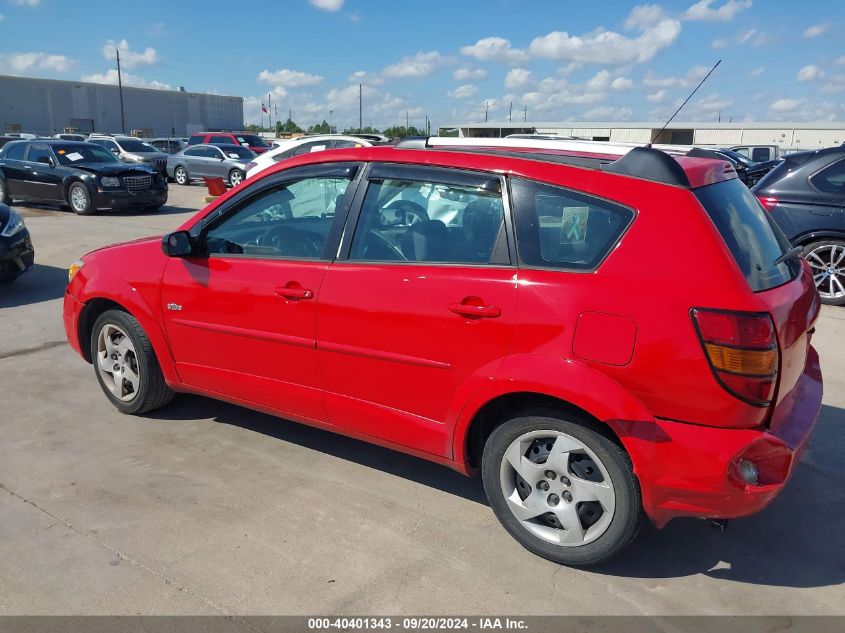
[810,158,845,195]
[4,143,26,160]
[695,179,798,292]
[187,135,204,145]
[510,178,634,271]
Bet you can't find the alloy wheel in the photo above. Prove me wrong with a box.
[499,430,616,547]
[230,170,243,186]
[70,186,89,213]
[807,244,845,300]
[175,168,188,185]
[96,323,140,402]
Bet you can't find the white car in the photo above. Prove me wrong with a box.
[245,135,372,179]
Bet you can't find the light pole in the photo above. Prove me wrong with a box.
[329,109,334,133]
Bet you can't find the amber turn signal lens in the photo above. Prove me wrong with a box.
[704,343,777,377]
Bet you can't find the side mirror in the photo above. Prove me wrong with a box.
[161,230,194,257]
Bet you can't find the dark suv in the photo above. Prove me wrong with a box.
[752,146,845,305]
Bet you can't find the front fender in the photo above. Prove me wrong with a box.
[450,354,656,468]
[73,272,179,386]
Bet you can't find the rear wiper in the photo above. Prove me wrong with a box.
[773,245,803,266]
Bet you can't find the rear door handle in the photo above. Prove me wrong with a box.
[275,286,313,300]
[449,303,501,319]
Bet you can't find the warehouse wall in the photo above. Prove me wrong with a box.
[0,75,244,136]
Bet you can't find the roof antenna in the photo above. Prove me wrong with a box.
[648,59,721,146]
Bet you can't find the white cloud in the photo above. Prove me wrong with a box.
[611,76,634,91]
[0,52,73,74]
[625,4,664,29]
[258,68,323,87]
[647,90,667,102]
[347,70,384,86]
[460,37,529,64]
[81,68,171,90]
[748,66,765,78]
[643,64,709,89]
[796,64,825,82]
[102,39,158,69]
[0,14,4,21]
[453,67,486,81]
[504,68,533,90]
[382,51,445,79]
[10,0,41,5]
[836,56,845,66]
[769,98,805,114]
[577,106,633,121]
[683,0,752,22]
[711,38,728,49]
[309,0,344,11]
[802,23,829,38]
[448,84,478,99]
[529,19,681,64]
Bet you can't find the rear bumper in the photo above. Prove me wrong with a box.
[93,188,167,210]
[0,230,35,280]
[617,345,823,528]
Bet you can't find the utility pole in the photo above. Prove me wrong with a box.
[484,101,489,122]
[268,92,273,133]
[406,110,409,134]
[523,105,527,122]
[509,101,513,122]
[358,84,363,133]
[115,48,126,134]
[329,109,334,133]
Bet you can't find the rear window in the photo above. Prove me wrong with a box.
[510,178,635,271]
[695,179,799,292]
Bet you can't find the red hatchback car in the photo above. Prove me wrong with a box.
[188,132,271,154]
[63,138,823,566]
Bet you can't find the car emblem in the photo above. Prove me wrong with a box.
[167,303,183,311]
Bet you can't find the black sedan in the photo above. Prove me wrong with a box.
[0,140,167,215]
[752,146,845,305]
[0,203,34,282]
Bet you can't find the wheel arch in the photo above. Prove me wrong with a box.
[792,230,845,246]
[62,175,95,200]
[452,355,656,472]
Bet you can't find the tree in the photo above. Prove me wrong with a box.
[308,120,332,134]
[342,125,381,135]
[281,117,303,133]
[382,125,423,139]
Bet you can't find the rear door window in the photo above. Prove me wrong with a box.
[509,178,634,270]
[4,143,26,160]
[810,158,845,195]
[695,179,799,291]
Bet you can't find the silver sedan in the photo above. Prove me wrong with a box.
[166,143,255,187]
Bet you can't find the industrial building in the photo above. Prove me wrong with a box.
[441,121,845,152]
[0,75,244,137]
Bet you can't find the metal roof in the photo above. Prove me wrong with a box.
[447,121,845,130]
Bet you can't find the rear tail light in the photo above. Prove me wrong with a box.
[756,195,778,212]
[691,308,779,407]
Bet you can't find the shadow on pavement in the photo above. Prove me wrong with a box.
[148,393,845,588]
[0,263,68,308]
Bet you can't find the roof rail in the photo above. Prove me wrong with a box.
[394,136,693,187]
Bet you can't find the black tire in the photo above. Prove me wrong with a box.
[68,182,95,215]
[90,309,175,415]
[0,178,9,205]
[803,240,845,306]
[228,169,245,187]
[174,166,189,186]
[481,407,643,566]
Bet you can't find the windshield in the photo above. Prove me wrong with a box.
[237,134,268,147]
[221,146,256,159]
[720,149,755,167]
[117,139,156,152]
[695,179,799,292]
[54,145,119,165]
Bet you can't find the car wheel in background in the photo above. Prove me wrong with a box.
[804,240,845,306]
[229,169,244,187]
[90,309,175,415]
[174,166,189,186]
[68,182,94,215]
[482,408,643,566]
[0,178,9,205]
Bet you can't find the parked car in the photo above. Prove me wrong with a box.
[8,132,38,140]
[87,135,168,173]
[0,140,167,215]
[166,143,255,187]
[188,132,271,155]
[0,136,16,149]
[245,135,371,179]
[687,148,753,185]
[63,138,822,567]
[745,158,782,188]
[752,145,845,305]
[149,138,187,155]
[0,203,34,282]
[730,144,779,163]
[54,133,88,142]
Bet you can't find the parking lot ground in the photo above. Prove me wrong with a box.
[1,184,844,616]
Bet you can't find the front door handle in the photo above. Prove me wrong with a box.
[449,302,501,319]
[275,286,313,300]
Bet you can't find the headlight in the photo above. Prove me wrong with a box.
[101,176,121,188]
[68,259,84,283]
[1,209,25,237]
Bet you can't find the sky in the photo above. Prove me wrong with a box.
[0,0,843,131]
